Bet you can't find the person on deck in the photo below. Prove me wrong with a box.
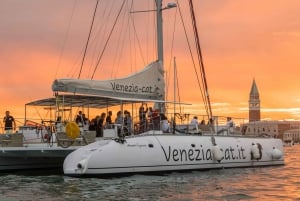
[3,111,16,134]
[124,110,132,136]
[89,115,99,131]
[115,111,123,137]
[75,111,84,127]
[96,113,106,137]
[190,116,199,131]
[147,107,153,128]
[191,116,198,125]
[139,103,148,133]
[151,109,160,130]
[82,113,89,131]
[160,113,169,132]
[226,117,234,134]
[105,111,113,128]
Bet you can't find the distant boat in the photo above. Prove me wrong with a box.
[60,0,284,177]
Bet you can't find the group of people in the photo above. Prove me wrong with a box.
[190,115,235,134]
[190,116,214,126]
[1,109,236,137]
[138,103,169,133]
[75,110,132,137]
[115,110,132,137]
[74,111,105,137]
[73,104,170,136]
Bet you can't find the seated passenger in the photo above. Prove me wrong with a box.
[160,113,169,132]
[190,116,198,125]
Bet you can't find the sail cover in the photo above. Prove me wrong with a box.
[52,61,165,101]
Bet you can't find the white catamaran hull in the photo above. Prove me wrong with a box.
[63,134,284,176]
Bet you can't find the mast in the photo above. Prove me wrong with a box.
[155,1,176,113]
[156,0,163,65]
[155,0,165,113]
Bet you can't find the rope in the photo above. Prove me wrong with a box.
[188,0,213,119]
[78,0,100,79]
[91,0,126,79]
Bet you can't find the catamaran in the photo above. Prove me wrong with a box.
[60,0,284,177]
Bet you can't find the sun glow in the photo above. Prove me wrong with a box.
[1,0,300,126]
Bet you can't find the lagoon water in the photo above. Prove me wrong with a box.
[0,146,299,201]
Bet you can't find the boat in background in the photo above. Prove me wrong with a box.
[61,0,284,177]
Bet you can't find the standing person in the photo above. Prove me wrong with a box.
[3,111,16,134]
[147,107,153,122]
[151,109,160,130]
[75,111,84,127]
[89,115,99,131]
[126,111,132,135]
[190,116,198,125]
[124,110,132,136]
[226,117,234,134]
[115,111,123,137]
[105,111,113,128]
[82,113,89,131]
[139,103,148,132]
[160,113,169,132]
[96,113,106,137]
[190,116,199,131]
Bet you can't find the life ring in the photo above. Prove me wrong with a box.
[65,122,80,139]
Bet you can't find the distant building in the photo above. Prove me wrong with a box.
[283,129,300,144]
[243,79,300,143]
[249,79,260,122]
[242,120,300,143]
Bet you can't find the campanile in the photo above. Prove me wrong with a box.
[249,79,261,122]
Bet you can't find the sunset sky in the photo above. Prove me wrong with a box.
[1,0,300,124]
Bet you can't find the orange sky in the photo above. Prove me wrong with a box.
[1,0,300,124]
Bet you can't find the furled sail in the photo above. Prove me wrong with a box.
[52,61,165,101]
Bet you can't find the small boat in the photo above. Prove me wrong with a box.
[61,0,284,177]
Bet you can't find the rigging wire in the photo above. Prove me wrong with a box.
[111,1,131,78]
[129,5,147,68]
[127,0,135,75]
[110,3,125,78]
[87,0,115,78]
[176,1,206,112]
[54,0,78,79]
[188,0,213,119]
[176,0,212,119]
[91,0,126,80]
[166,5,178,111]
[78,0,100,79]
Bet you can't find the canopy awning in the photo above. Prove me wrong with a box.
[25,94,137,109]
[25,94,191,110]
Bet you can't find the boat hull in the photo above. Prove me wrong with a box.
[0,145,76,171]
[63,135,284,177]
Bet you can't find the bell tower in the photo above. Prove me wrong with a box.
[249,79,260,122]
